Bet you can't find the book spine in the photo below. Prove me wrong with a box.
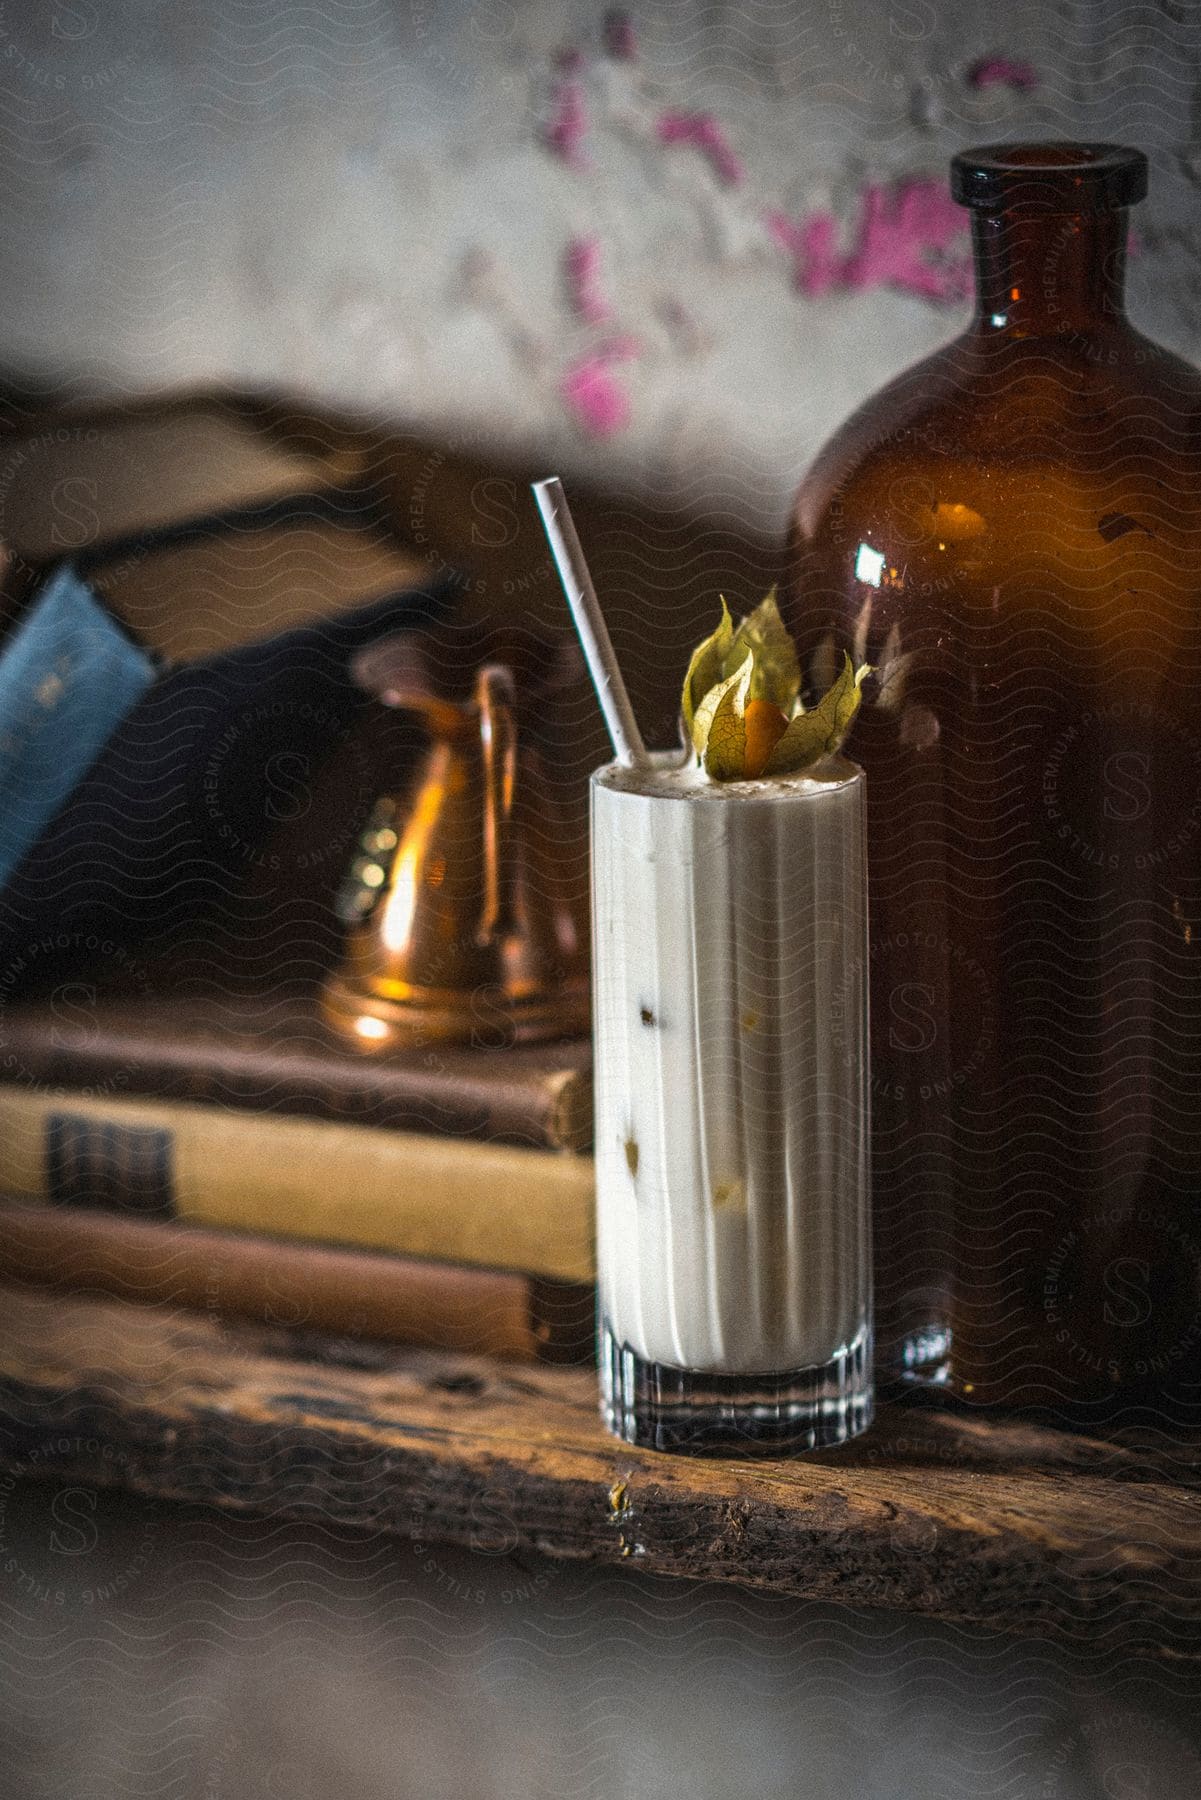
[0,1202,594,1363]
[0,1088,596,1283]
[1,1036,590,1153]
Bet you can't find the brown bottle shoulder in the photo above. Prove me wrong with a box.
[795,324,1201,556]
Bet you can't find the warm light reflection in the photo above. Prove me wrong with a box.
[354,1016,389,1041]
[931,501,986,542]
[380,776,445,953]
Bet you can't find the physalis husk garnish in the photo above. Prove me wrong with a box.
[681,591,870,781]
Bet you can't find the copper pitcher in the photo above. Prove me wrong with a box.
[322,634,589,1050]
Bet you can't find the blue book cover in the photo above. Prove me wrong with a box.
[0,565,156,891]
[0,572,452,971]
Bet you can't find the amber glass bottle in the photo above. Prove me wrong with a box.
[789,144,1201,1410]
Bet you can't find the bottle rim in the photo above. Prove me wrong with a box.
[950,141,1148,212]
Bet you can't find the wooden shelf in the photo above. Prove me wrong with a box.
[0,1285,1198,1657]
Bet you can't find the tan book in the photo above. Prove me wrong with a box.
[0,1087,596,1283]
[2,400,361,562]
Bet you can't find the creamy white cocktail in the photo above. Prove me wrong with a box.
[533,476,872,1452]
[592,751,868,1386]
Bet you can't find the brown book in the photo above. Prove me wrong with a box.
[0,1201,594,1364]
[0,983,593,1154]
[92,513,430,662]
[3,399,363,569]
[0,398,431,661]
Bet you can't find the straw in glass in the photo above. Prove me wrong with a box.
[532,476,649,769]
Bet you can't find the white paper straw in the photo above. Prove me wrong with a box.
[533,476,649,768]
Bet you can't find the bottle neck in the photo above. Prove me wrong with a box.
[970,208,1128,335]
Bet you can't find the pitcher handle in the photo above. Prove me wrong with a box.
[475,664,518,946]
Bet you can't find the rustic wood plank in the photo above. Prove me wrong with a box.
[0,1286,1198,1656]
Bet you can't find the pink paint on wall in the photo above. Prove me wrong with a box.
[765,209,841,298]
[602,9,637,60]
[841,179,969,301]
[656,110,744,187]
[560,336,640,438]
[560,355,631,438]
[967,56,1039,91]
[564,235,614,325]
[544,78,590,169]
[767,178,970,305]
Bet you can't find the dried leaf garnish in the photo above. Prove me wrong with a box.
[763,653,870,776]
[681,597,733,741]
[695,655,752,781]
[723,587,799,710]
[683,592,870,781]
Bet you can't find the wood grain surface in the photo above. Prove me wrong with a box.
[0,1285,1197,1657]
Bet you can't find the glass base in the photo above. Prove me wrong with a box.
[600,1320,873,1455]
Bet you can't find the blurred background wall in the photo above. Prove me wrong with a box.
[1,0,1198,536]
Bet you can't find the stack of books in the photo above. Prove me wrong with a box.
[0,397,596,1364]
[0,978,595,1362]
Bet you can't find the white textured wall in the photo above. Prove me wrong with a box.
[1,1,1199,532]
